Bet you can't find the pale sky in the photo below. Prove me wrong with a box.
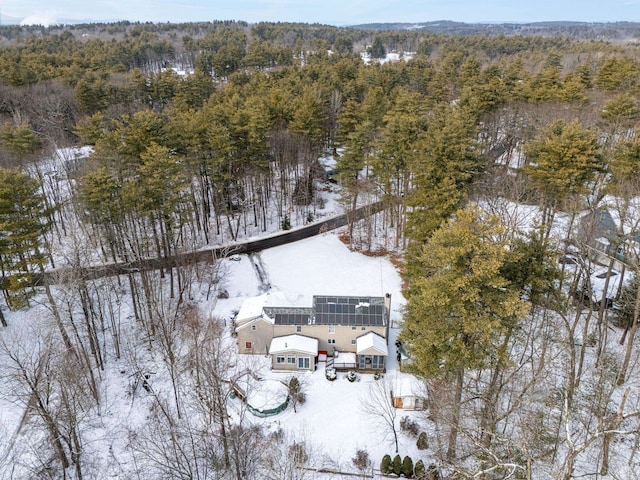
[2,0,640,27]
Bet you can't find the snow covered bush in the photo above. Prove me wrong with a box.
[325,367,337,380]
[347,371,357,382]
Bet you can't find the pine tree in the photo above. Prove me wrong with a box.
[401,207,529,459]
[523,119,602,237]
[414,459,426,477]
[0,168,51,309]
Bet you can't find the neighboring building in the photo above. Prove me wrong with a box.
[235,292,391,372]
[578,208,640,271]
[574,209,636,307]
[391,376,427,410]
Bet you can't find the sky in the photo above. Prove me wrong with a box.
[2,0,640,27]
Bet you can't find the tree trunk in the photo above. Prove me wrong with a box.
[447,369,464,460]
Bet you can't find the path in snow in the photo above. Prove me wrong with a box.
[249,253,271,292]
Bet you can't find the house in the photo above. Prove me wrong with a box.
[235,292,391,372]
[577,208,640,271]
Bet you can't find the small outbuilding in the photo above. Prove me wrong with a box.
[269,334,318,371]
[391,376,427,410]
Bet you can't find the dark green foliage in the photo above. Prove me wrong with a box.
[392,454,402,475]
[281,215,291,230]
[414,459,425,476]
[416,431,429,450]
[368,36,386,59]
[0,168,51,309]
[380,454,392,474]
[402,456,414,478]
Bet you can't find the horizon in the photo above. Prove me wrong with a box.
[1,0,638,28]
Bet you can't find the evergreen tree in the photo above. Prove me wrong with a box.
[368,36,386,59]
[392,454,402,475]
[380,454,392,475]
[416,431,428,450]
[0,168,51,309]
[402,456,414,478]
[414,459,426,477]
[401,207,529,459]
[523,119,602,237]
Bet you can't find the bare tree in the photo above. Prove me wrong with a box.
[360,378,399,453]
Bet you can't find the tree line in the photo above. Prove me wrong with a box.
[1,20,640,479]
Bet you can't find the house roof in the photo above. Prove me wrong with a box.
[356,331,388,356]
[313,295,387,326]
[263,306,313,325]
[236,292,310,326]
[392,375,424,398]
[237,292,388,328]
[269,334,319,355]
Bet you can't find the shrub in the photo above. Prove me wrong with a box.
[281,215,291,230]
[414,459,425,477]
[392,454,402,475]
[402,456,414,478]
[400,416,420,437]
[416,431,428,450]
[380,454,392,474]
[352,449,370,472]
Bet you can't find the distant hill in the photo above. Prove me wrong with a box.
[347,20,640,42]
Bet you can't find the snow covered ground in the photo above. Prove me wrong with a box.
[214,233,429,472]
[0,228,431,479]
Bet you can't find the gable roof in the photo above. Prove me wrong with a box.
[269,334,319,355]
[356,331,388,356]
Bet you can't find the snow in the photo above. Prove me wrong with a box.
[235,291,310,325]
[244,378,289,413]
[356,331,389,355]
[270,334,319,355]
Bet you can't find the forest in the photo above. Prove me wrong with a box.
[1,19,640,479]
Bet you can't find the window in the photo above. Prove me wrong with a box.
[329,325,335,334]
[328,339,336,344]
[287,356,296,364]
[351,339,356,345]
[352,326,356,330]
[251,325,257,331]
[296,326,302,333]
[298,357,310,369]
[245,341,252,349]
[276,356,285,364]
[361,326,366,330]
